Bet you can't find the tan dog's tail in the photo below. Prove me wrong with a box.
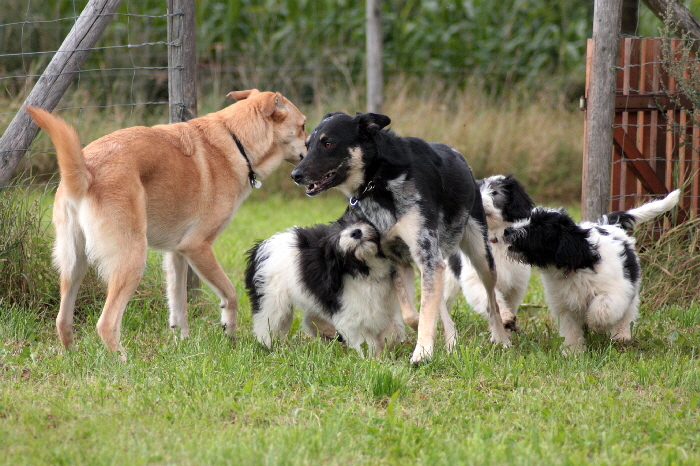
[26,106,90,198]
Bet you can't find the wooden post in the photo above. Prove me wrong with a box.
[583,0,623,221]
[167,0,200,293]
[167,0,197,123]
[366,0,383,113]
[0,0,124,187]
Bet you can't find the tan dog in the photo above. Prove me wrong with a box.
[26,89,307,359]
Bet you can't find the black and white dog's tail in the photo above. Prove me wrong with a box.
[600,189,681,231]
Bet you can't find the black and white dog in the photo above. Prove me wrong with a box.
[503,190,680,353]
[290,112,511,364]
[444,175,535,329]
[244,211,404,358]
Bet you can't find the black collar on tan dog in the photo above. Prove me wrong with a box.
[231,133,261,189]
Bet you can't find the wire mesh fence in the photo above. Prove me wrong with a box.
[584,36,699,234]
[1,1,174,187]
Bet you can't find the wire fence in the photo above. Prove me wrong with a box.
[1,2,175,188]
[606,36,700,226]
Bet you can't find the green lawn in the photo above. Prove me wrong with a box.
[1,191,699,465]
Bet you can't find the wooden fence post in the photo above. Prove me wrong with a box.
[0,0,124,187]
[168,0,197,123]
[167,0,200,293]
[583,0,623,221]
[366,0,383,113]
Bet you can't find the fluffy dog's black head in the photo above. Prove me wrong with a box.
[290,112,391,196]
[296,211,383,313]
[503,207,600,272]
[479,174,535,224]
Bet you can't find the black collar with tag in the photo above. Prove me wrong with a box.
[231,133,261,189]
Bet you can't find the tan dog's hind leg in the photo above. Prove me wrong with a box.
[181,243,238,337]
[393,264,419,330]
[57,261,87,349]
[52,195,88,350]
[96,241,147,361]
[164,251,190,339]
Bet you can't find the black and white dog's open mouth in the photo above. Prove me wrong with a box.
[305,171,337,196]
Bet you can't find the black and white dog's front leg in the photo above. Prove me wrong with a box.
[386,210,446,364]
[460,218,511,347]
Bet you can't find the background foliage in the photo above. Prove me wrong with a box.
[0,0,646,102]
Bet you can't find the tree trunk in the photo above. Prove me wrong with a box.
[642,0,700,42]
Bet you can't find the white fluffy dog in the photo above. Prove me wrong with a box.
[444,174,535,330]
[503,190,680,353]
[244,211,404,357]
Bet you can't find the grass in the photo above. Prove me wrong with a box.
[1,191,699,465]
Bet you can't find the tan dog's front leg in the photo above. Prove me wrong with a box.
[181,242,238,337]
[393,263,420,330]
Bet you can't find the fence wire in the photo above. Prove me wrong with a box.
[1,2,174,188]
[609,36,699,219]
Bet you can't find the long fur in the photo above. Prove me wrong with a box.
[444,174,534,330]
[290,112,511,364]
[503,190,680,353]
[26,90,307,359]
[245,211,404,358]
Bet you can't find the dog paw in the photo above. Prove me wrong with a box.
[403,313,420,331]
[116,345,128,362]
[489,333,512,348]
[221,323,237,339]
[503,316,520,332]
[561,343,585,356]
[410,344,433,365]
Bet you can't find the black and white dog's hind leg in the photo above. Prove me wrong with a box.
[459,216,512,346]
[246,239,296,348]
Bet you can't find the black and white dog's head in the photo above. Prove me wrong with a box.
[479,174,535,230]
[503,207,601,273]
[334,211,382,262]
[290,112,391,197]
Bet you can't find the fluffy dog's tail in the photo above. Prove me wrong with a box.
[26,106,90,198]
[601,189,681,231]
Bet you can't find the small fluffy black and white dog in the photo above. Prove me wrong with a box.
[290,112,511,364]
[444,175,534,330]
[503,190,680,353]
[244,211,404,357]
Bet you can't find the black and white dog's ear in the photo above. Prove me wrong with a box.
[355,113,391,134]
[502,174,536,222]
[554,231,597,271]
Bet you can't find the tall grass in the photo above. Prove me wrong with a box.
[0,186,55,311]
[12,80,585,204]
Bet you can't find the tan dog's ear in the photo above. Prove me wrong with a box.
[261,92,288,119]
[226,89,260,101]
